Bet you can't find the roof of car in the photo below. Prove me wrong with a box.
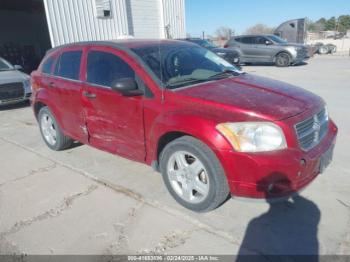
[47,39,196,54]
[234,34,274,38]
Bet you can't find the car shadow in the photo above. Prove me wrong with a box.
[0,100,30,111]
[236,174,320,262]
[69,141,84,149]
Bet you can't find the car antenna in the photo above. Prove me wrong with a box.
[158,41,165,103]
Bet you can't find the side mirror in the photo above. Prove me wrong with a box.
[111,78,143,96]
[265,40,273,46]
[14,65,23,70]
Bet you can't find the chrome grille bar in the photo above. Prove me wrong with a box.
[295,108,329,151]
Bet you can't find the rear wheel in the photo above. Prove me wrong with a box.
[38,107,73,151]
[275,52,291,67]
[159,136,230,212]
[318,45,329,54]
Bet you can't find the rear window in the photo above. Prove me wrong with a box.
[41,56,55,74]
[54,51,82,80]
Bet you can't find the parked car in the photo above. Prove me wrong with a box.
[179,38,241,67]
[225,34,309,67]
[0,57,31,106]
[31,40,337,212]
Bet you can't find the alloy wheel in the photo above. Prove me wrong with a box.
[166,151,209,204]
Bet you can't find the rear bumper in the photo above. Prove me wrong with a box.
[217,120,338,199]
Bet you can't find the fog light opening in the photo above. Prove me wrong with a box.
[267,183,274,193]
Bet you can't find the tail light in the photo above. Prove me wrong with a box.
[224,44,229,48]
[31,77,39,91]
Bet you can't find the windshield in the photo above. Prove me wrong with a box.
[0,58,13,71]
[267,35,288,44]
[132,44,240,89]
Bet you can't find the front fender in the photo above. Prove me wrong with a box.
[146,111,232,163]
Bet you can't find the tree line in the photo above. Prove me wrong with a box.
[307,15,350,33]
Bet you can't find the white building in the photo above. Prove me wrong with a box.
[44,0,186,47]
[0,0,186,71]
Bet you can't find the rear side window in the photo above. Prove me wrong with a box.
[87,51,135,87]
[54,51,82,80]
[41,56,55,74]
[240,37,254,44]
[235,37,242,43]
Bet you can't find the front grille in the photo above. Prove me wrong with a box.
[295,108,329,151]
[223,53,238,64]
[0,82,24,101]
[297,48,308,58]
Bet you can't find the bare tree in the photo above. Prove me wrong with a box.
[245,24,275,35]
[214,27,235,39]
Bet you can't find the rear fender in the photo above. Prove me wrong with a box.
[33,89,65,131]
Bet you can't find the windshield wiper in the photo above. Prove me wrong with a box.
[166,77,207,88]
[208,70,240,80]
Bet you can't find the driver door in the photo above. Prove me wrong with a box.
[81,46,145,161]
[251,36,274,62]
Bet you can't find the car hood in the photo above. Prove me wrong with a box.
[0,70,29,85]
[212,47,235,54]
[176,74,324,121]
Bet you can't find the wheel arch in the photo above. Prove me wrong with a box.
[33,101,47,119]
[147,113,232,168]
[273,50,292,62]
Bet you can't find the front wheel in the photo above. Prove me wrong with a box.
[275,52,291,67]
[159,136,230,212]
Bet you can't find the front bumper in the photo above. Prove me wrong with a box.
[217,120,338,199]
[0,92,31,106]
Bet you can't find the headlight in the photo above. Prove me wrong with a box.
[216,52,227,56]
[23,79,31,91]
[23,79,30,87]
[216,122,287,152]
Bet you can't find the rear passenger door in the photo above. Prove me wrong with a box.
[51,48,87,142]
[82,46,145,161]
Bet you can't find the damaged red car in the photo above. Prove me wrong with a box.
[31,40,337,212]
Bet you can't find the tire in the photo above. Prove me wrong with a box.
[275,52,291,67]
[38,106,73,151]
[318,46,329,55]
[159,136,230,212]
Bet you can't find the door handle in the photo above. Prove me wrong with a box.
[48,82,55,88]
[83,91,96,99]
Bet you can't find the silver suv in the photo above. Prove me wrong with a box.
[225,35,309,67]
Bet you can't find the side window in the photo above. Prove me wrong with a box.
[54,51,82,80]
[87,51,135,87]
[255,37,267,45]
[41,56,55,74]
[234,37,242,43]
[241,37,254,44]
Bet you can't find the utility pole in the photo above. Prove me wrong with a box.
[202,31,205,40]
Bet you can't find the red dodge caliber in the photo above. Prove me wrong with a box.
[31,40,337,212]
